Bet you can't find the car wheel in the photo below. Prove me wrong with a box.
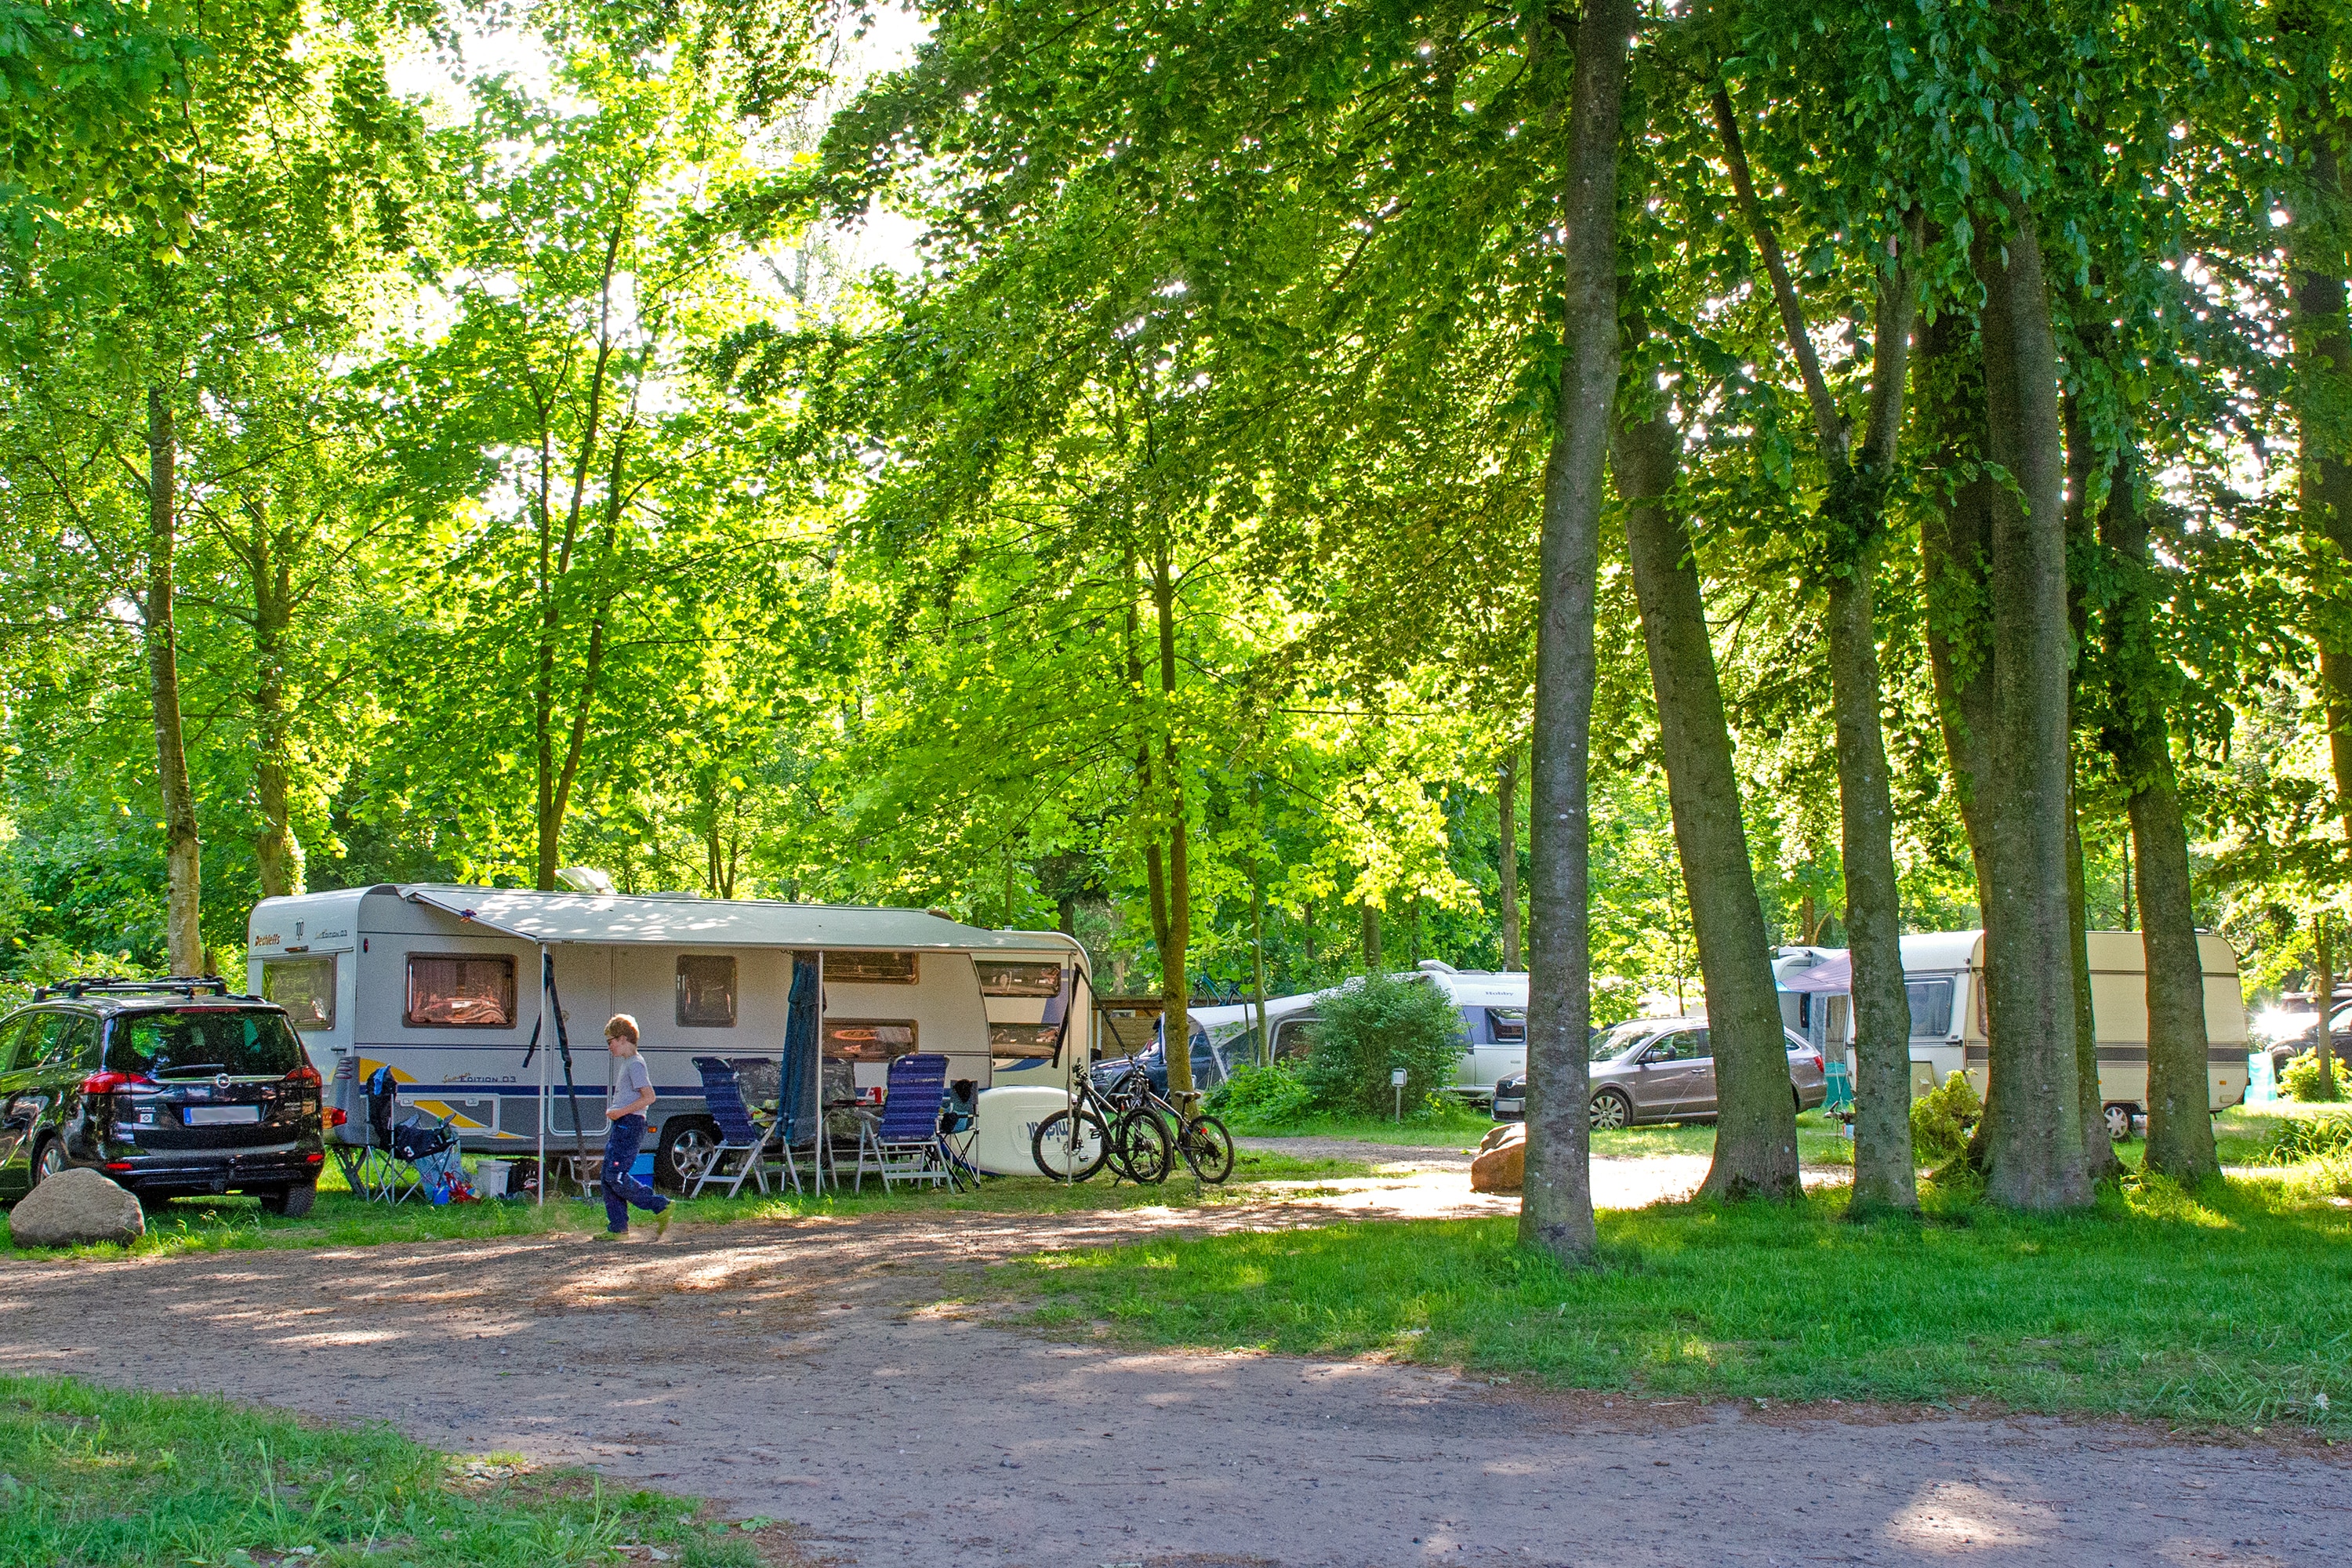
[655,1116,723,1193]
[260,1182,317,1218]
[29,1138,66,1188]
[2103,1102,2135,1142]
[1589,1089,1632,1131]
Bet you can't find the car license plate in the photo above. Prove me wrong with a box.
[184,1106,260,1126]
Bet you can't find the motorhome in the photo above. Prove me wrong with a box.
[247,884,1088,1185]
[1780,929,2249,1136]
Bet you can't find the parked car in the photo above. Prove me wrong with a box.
[0,977,326,1214]
[1490,1018,1827,1128]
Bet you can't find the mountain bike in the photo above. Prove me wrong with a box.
[1031,1065,1173,1183]
[1099,1065,1232,1183]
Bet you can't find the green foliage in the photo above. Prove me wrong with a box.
[0,1373,760,1568]
[1018,1178,2352,1435]
[2262,1115,2352,1162]
[2280,1050,2346,1103]
[1207,1062,1318,1126]
[1909,1071,1984,1162]
[1298,973,1466,1118]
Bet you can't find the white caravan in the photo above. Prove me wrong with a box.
[1174,962,1530,1103]
[1780,929,2249,1135]
[246,884,1088,1183]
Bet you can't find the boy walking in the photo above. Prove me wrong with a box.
[601,1014,671,1240]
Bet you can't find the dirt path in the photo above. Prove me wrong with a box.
[1,1177,2341,1567]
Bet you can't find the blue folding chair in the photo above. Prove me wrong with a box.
[844,1053,953,1193]
[685,1057,782,1198]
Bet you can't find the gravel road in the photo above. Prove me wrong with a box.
[0,1174,2339,1567]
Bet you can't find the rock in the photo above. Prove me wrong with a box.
[1471,1122,1525,1193]
[7,1167,146,1248]
[1477,1121,1524,1156]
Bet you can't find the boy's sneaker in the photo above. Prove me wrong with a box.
[652,1208,673,1243]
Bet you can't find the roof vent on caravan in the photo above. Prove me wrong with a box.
[555,866,618,895]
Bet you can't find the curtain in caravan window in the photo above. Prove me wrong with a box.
[1905,978,1955,1038]
[675,955,738,1027]
[405,955,517,1028]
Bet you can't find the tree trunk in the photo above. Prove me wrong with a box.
[1710,94,1920,1210]
[1250,775,1270,1064]
[146,385,204,975]
[1498,746,1522,971]
[2290,136,2352,916]
[1970,194,2093,1210]
[2316,918,2340,1095]
[1617,405,1800,1201]
[249,515,303,900]
[1138,543,1192,1098]
[1360,900,1381,971]
[2060,374,2122,1183]
[1519,0,1636,1265]
[2092,430,2217,1180]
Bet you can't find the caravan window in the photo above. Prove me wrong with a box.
[1906,978,1955,1038]
[675,955,738,1028]
[404,955,517,1029]
[822,1019,917,1062]
[1486,1007,1526,1043]
[975,960,1063,997]
[826,951,916,985]
[261,956,336,1031]
[989,1022,1062,1065]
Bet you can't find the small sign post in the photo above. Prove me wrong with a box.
[1392,1066,1408,1122]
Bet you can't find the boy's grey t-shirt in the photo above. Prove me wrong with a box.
[609,1054,652,1116]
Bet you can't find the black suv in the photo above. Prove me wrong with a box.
[0,978,325,1214]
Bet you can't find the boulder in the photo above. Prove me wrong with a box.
[7,1167,146,1248]
[1471,1121,1525,1194]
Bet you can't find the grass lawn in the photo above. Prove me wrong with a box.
[1219,1101,1498,1146]
[1014,1167,2352,1438]
[1,1145,1374,1263]
[0,1374,793,1568]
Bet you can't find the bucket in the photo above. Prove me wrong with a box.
[473,1159,510,1199]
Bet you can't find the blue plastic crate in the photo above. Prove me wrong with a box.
[631,1152,655,1181]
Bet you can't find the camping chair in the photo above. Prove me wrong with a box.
[842,1053,954,1193]
[684,1057,782,1198]
[343,1066,459,1204]
[937,1078,982,1192]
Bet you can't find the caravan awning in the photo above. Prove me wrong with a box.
[1779,953,1852,994]
[401,885,1079,955]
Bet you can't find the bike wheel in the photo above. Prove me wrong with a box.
[1032,1109,1110,1181]
[1110,1109,1174,1185]
[1178,1113,1236,1183]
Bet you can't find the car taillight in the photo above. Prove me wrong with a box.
[325,1108,347,1128]
[81,1071,154,1095]
[1811,1053,1824,1073]
[104,1161,135,1171]
[285,1063,322,1088]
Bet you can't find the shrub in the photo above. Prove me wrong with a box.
[1207,1062,1317,1126]
[1909,1070,1983,1162]
[2279,1048,2346,1103]
[2262,1114,2352,1163]
[1299,971,1466,1117]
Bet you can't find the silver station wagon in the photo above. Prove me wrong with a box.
[1491,1017,1828,1128]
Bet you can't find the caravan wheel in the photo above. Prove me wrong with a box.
[2103,1103,2137,1143]
[656,1116,722,1193]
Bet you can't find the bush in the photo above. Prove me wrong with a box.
[2279,1048,2346,1103]
[1208,1062,1317,1125]
[1298,971,1466,1118]
[2262,1114,2352,1163]
[1909,1070,1983,1162]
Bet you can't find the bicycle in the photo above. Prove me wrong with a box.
[1099,1065,1232,1184]
[1030,1063,1172,1183]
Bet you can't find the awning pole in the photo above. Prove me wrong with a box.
[537,942,549,1207]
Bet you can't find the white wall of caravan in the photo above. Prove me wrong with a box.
[826,950,989,1089]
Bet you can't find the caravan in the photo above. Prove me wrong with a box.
[1780,929,2249,1136]
[246,885,1090,1187]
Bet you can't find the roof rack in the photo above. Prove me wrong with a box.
[33,976,237,1003]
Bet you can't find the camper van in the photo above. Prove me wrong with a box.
[247,884,1088,1186]
[1150,963,1530,1103]
[1783,929,2249,1137]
